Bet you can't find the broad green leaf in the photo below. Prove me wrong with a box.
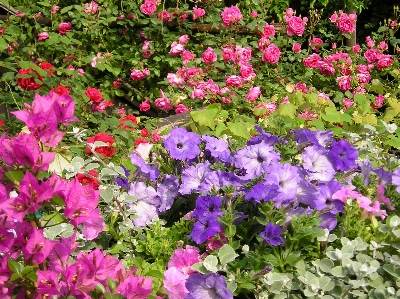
[277,103,297,119]
[8,259,22,273]
[0,37,8,51]
[227,121,250,140]
[190,104,220,129]
[330,266,346,277]
[218,244,239,265]
[203,255,219,273]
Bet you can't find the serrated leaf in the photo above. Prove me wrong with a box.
[227,121,250,140]
[190,104,220,129]
[218,244,238,265]
[0,37,8,51]
[277,103,297,119]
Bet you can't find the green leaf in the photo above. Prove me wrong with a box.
[5,170,24,184]
[383,264,400,278]
[60,5,73,14]
[1,71,14,81]
[218,244,239,265]
[277,103,297,119]
[240,282,256,290]
[146,270,165,280]
[0,37,8,51]
[203,255,219,273]
[190,104,220,129]
[316,258,334,273]
[8,259,22,273]
[330,266,346,277]
[227,121,250,140]
[354,94,372,115]
[192,262,212,274]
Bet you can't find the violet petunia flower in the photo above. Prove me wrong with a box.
[164,127,201,160]
[234,141,280,179]
[202,135,229,159]
[302,145,336,182]
[157,174,179,212]
[248,125,282,146]
[329,139,358,171]
[185,273,233,299]
[190,213,221,244]
[259,222,284,246]
[245,182,279,203]
[392,167,400,193]
[179,162,213,195]
[129,152,160,182]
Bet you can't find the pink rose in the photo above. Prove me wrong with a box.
[263,23,275,37]
[378,41,388,51]
[179,34,189,45]
[352,45,361,53]
[192,7,205,20]
[226,75,243,87]
[182,50,195,64]
[221,6,243,27]
[201,47,217,64]
[221,97,232,104]
[157,10,172,22]
[364,49,381,64]
[246,86,261,102]
[285,8,294,17]
[337,76,352,91]
[142,41,151,51]
[371,95,385,109]
[169,42,185,56]
[303,53,321,68]
[83,1,99,14]
[258,37,270,51]
[286,16,306,36]
[140,0,157,15]
[222,47,235,62]
[377,55,393,70]
[356,72,371,84]
[142,51,151,58]
[51,5,60,14]
[366,36,375,48]
[192,88,205,99]
[140,99,151,111]
[311,37,323,52]
[130,69,148,80]
[175,104,188,114]
[343,98,354,110]
[155,90,172,111]
[250,11,258,18]
[317,60,335,76]
[337,14,355,34]
[329,13,338,23]
[167,73,184,87]
[292,43,302,53]
[240,64,255,81]
[58,22,72,34]
[235,46,252,64]
[294,83,307,93]
[38,32,49,41]
[262,43,281,64]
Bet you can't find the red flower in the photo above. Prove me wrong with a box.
[134,138,149,148]
[85,87,103,103]
[119,114,138,130]
[140,128,149,137]
[86,133,116,158]
[16,68,43,91]
[0,120,4,126]
[39,62,55,76]
[76,170,99,189]
[53,84,69,95]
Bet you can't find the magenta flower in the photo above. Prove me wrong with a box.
[221,6,243,27]
[22,228,56,263]
[115,276,152,299]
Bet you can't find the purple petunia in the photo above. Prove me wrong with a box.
[129,153,160,182]
[164,127,201,160]
[245,182,279,203]
[302,145,336,182]
[329,139,358,171]
[259,222,284,246]
[234,141,280,179]
[190,214,222,244]
[202,135,229,159]
[185,273,233,299]
[179,162,213,195]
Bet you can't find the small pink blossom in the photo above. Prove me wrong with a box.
[343,98,354,110]
[352,45,361,53]
[77,68,85,76]
[179,34,189,45]
[192,88,205,99]
[285,8,294,17]
[16,10,25,17]
[221,97,232,104]
[371,94,385,110]
[182,50,195,64]
[192,7,205,20]
[83,1,99,14]
[140,99,151,111]
[38,32,49,41]
[378,41,388,51]
[58,22,72,34]
[311,37,323,52]
[292,43,302,53]
[246,86,261,102]
[175,103,188,114]
[130,69,150,80]
[337,76,352,91]
[169,42,185,56]
[303,53,322,68]
[263,23,275,37]
[67,65,75,71]
[366,36,375,48]
[155,89,173,111]
[329,13,338,23]
[286,16,306,36]
[250,11,258,18]
[140,0,157,15]
[157,10,172,22]
[51,5,60,14]
[226,75,243,87]
[7,44,13,52]
[377,55,393,70]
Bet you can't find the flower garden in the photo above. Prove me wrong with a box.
[0,0,400,298]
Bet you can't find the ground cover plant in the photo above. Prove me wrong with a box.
[0,0,400,298]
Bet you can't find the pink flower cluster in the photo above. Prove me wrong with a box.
[83,1,99,14]
[192,7,205,20]
[140,0,157,15]
[221,6,243,27]
[163,245,202,298]
[330,11,357,34]
[130,68,150,80]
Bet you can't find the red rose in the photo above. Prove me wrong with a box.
[53,84,69,95]
[140,128,149,137]
[0,120,4,126]
[77,170,99,189]
[39,62,55,76]
[119,114,138,130]
[58,22,72,34]
[86,132,116,158]
[85,87,103,103]
[16,68,43,91]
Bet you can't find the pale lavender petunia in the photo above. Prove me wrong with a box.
[157,175,179,212]
[129,152,160,182]
[185,273,233,299]
[130,201,159,227]
[128,181,160,206]
[179,162,212,195]
[234,141,280,179]
[202,135,229,159]
[302,145,336,182]
[164,127,201,160]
